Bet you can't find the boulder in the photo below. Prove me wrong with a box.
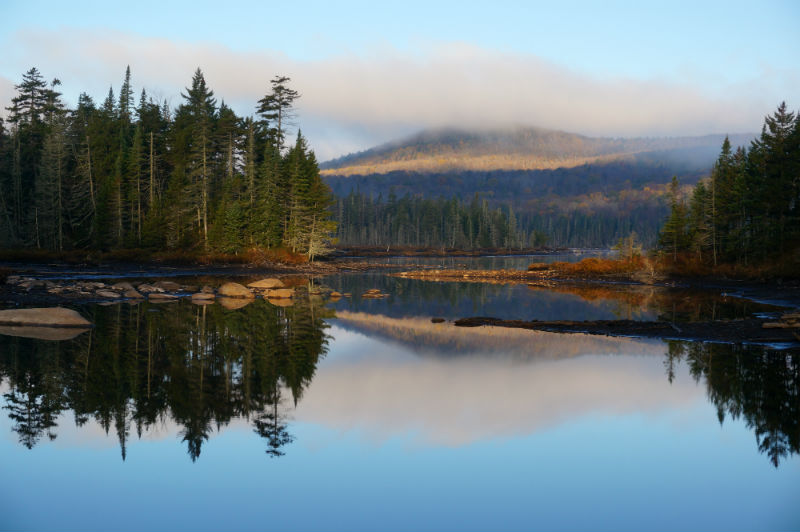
[111,281,135,291]
[0,307,92,328]
[329,291,342,298]
[96,290,121,299]
[217,297,252,310]
[124,289,145,299]
[137,284,163,293]
[153,280,181,291]
[247,278,285,289]
[266,297,294,308]
[265,288,294,299]
[218,282,254,299]
[148,293,178,302]
[191,292,216,301]
[200,285,215,294]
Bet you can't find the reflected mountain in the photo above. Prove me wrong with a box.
[333,310,660,359]
[0,296,332,461]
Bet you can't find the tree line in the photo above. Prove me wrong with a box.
[0,67,337,259]
[659,102,800,265]
[334,190,665,249]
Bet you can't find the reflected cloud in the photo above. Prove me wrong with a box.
[295,323,700,446]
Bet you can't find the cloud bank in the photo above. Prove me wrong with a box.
[3,28,793,159]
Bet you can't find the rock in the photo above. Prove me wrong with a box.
[201,285,215,294]
[47,287,64,294]
[6,275,21,284]
[265,288,294,299]
[96,290,121,298]
[148,293,178,302]
[153,280,181,291]
[218,282,254,299]
[0,307,92,328]
[247,278,285,289]
[111,282,135,291]
[362,289,388,299]
[431,317,446,323]
[329,291,342,298]
[137,284,163,293]
[266,298,294,307]
[124,289,144,299]
[342,293,352,297]
[0,325,90,341]
[218,297,252,310]
[191,292,215,301]
[182,285,198,293]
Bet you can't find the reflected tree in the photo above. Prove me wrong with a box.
[0,290,332,462]
[663,340,800,467]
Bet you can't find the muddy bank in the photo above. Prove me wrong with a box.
[453,316,800,348]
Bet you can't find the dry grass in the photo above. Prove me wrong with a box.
[546,256,647,276]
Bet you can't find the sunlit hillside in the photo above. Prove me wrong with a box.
[321,126,754,176]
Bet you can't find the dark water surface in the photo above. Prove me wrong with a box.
[0,271,798,531]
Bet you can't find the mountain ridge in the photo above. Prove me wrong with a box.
[321,126,756,176]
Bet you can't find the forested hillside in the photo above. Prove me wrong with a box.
[325,128,754,248]
[659,102,800,267]
[322,126,753,175]
[0,67,336,259]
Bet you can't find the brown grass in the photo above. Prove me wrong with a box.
[544,256,647,276]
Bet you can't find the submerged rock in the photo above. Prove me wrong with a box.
[0,307,92,328]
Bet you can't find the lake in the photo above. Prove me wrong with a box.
[0,261,798,531]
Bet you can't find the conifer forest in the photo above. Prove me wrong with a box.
[0,67,336,259]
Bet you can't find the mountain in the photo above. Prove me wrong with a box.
[321,126,755,176]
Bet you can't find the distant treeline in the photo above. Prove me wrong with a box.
[334,191,666,249]
[0,67,336,259]
[659,102,800,265]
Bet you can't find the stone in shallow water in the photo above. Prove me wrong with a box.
[96,290,121,299]
[153,280,181,291]
[247,278,285,289]
[0,307,92,328]
[218,282,254,299]
[148,293,178,302]
[191,292,215,301]
[265,288,294,299]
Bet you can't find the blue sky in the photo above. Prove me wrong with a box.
[2,0,798,159]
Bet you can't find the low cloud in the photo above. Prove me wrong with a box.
[2,28,792,159]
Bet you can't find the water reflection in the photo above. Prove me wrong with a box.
[0,290,797,469]
[0,296,332,461]
[665,341,800,467]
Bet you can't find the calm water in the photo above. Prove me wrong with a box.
[0,271,798,531]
